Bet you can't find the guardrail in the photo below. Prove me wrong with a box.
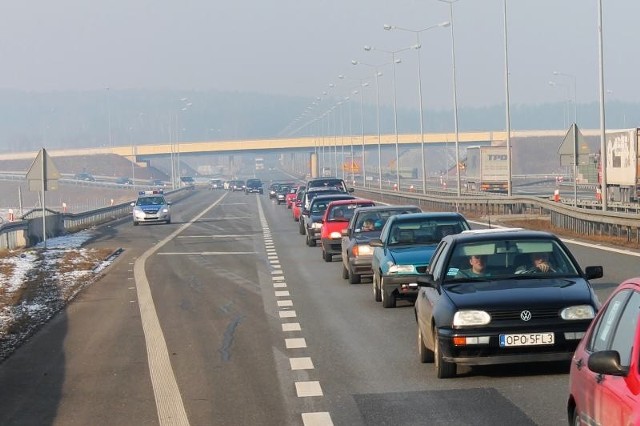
[354,187,640,245]
[0,188,190,250]
[2,183,639,251]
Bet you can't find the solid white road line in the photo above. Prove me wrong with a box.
[133,191,231,425]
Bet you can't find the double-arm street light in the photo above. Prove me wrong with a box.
[383,20,450,194]
[338,74,369,185]
[553,70,578,124]
[364,44,414,191]
[352,60,385,189]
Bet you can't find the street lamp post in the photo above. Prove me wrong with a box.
[352,60,386,189]
[597,0,608,211]
[502,0,513,197]
[548,81,570,129]
[365,44,413,191]
[339,74,369,186]
[439,0,462,197]
[383,21,450,194]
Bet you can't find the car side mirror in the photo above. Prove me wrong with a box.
[302,209,309,215]
[348,187,355,193]
[417,274,436,288]
[584,266,603,280]
[369,238,383,247]
[167,201,172,206]
[588,350,629,377]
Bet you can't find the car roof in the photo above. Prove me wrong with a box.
[352,205,421,214]
[310,194,354,203]
[391,212,466,222]
[327,198,373,207]
[443,228,557,244]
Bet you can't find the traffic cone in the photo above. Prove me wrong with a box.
[553,189,560,202]
[8,209,14,222]
[393,183,398,191]
[409,185,415,192]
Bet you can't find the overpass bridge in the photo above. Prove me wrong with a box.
[0,129,580,162]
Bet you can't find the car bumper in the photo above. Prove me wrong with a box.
[134,213,170,223]
[436,326,587,366]
[381,274,421,300]
[246,189,263,193]
[349,255,374,275]
[321,238,342,254]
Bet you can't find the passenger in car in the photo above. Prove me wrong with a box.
[361,219,375,231]
[456,255,492,278]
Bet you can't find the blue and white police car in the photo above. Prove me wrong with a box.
[131,190,171,225]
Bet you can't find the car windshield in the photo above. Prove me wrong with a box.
[388,219,469,246]
[442,238,580,283]
[328,203,373,221]
[137,197,165,206]
[307,179,347,192]
[355,208,421,233]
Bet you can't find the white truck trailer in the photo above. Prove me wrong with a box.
[605,128,640,202]
[464,146,509,193]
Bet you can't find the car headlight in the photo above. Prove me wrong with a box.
[561,305,595,320]
[354,244,373,256]
[453,310,491,327]
[330,231,342,239]
[388,264,417,274]
[133,207,143,213]
[312,222,323,229]
[162,208,169,213]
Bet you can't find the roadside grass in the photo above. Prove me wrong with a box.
[0,246,115,362]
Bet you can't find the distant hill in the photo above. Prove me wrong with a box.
[0,89,637,155]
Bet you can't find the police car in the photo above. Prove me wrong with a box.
[131,190,171,225]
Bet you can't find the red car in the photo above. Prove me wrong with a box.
[320,198,375,262]
[568,277,640,426]
[292,188,306,223]
[286,186,301,209]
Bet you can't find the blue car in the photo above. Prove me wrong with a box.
[370,212,470,308]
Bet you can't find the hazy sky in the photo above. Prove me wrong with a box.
[1,1,639,111]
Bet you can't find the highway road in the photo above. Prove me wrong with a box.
[0,178,635,425]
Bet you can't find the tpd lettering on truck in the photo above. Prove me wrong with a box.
[488,155,508,161]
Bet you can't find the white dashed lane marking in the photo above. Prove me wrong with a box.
[282,323,301,332]
[285,338,307,349]
[295,381,323,397]
[290,357,314,370]
[256,196,333,426]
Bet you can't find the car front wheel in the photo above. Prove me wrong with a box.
[381,278,396,308]
[341,264,349,279]
[373,273,382,302]
[433,328,456,378]
[418,327,434,363]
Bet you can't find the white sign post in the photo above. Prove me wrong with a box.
[25,148,61,249]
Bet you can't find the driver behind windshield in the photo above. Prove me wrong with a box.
[515,252,556,274]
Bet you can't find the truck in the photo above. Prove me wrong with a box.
[464,146,508,193]
[604,128,640,202]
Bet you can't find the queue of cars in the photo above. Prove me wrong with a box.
[268,176,637,423]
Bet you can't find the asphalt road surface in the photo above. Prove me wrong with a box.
[0,185,634,425]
